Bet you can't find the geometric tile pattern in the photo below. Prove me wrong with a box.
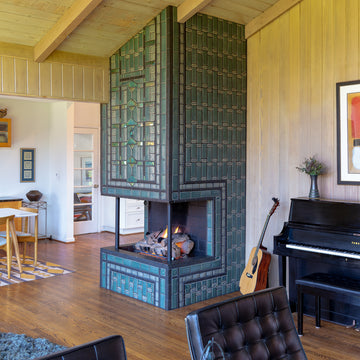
[100,249,167,308]
[102,13,167,200]
[171,11,246,305]
[100,7,246,309]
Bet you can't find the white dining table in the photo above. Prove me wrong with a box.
[0,208,39,273]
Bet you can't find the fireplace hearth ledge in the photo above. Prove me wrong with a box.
[104,245,214,267]
[100,245,219,310]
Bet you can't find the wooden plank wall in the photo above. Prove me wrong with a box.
[0,43,109,103]
[247,0,360,285]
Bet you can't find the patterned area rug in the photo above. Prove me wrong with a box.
[0,332,66,359]
[0,257,74,286]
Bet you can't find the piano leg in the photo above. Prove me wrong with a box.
[297,286,304,336]
[278,255,287,287]
[315,296,321,328]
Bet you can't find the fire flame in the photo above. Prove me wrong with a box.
[162,227,168,239]
[160,226,181,239]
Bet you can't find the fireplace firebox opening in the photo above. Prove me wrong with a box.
[117,199,213,263]
[146,200,209,257]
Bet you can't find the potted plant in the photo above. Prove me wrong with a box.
[296,156,326,199]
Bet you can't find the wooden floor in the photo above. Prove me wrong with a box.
[0,232,359,360]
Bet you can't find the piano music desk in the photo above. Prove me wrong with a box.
[296,273,360,335]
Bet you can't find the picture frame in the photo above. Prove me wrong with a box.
[20,148,35,182]
[0,118,11,147]
[336,80,360,184]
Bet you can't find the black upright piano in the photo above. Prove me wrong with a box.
[274,198,360,325]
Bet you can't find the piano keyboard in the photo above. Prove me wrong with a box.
[286,244,360,260]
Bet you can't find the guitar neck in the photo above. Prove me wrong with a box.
[253,214,271,256]
[252,198,279,259]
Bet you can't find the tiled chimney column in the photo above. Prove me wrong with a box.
[100,7,246,309]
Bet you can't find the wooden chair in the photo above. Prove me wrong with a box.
[16,207,38,266]
[0,215,21,278]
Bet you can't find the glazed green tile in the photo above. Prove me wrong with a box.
[102,8,246,307]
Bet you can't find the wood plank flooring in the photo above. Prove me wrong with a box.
[0,232,359,359]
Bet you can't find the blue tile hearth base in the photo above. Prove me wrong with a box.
[100,246,227,310]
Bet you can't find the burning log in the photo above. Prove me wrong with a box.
[134,228,194,259]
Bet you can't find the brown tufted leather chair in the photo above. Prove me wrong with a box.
[185,287,307,360]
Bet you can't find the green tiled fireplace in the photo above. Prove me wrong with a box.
[100,7,246,310]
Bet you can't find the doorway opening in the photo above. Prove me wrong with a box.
[73,127,100,235]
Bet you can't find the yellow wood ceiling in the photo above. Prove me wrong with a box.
[0,0,280,60]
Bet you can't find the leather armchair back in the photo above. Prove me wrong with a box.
[185,287,307,360]
[34,335,127,360]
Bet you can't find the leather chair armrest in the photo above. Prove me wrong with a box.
[185,313,203,360]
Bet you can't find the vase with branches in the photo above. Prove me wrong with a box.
[296,156,326,199]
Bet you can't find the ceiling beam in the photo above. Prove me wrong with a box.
[245,0,303,39]
[34,0,103,62]
[177,0,213,23]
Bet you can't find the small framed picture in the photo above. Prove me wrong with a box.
[0,118,11,147]
[20,148,35,182]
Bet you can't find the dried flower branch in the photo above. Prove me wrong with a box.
[296,156,326,176]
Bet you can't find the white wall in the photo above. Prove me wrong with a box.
[0,96,74,242]
[47,102,74,242]
[74,102,100,128]
[0,96,116,242]
[0,97,52,199]
[101,196,116,232]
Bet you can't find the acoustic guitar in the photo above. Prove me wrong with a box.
[239,197,279,295]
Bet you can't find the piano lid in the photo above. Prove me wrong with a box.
[289,198,360,232]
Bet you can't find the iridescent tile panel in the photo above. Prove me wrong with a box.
[102,13,168,199]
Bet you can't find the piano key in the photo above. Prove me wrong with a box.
[286,244,360,260]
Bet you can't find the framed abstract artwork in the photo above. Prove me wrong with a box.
[20,148,35,182]
[336,80,360,184]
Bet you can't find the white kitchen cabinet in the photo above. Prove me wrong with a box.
[119,198,144,234]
